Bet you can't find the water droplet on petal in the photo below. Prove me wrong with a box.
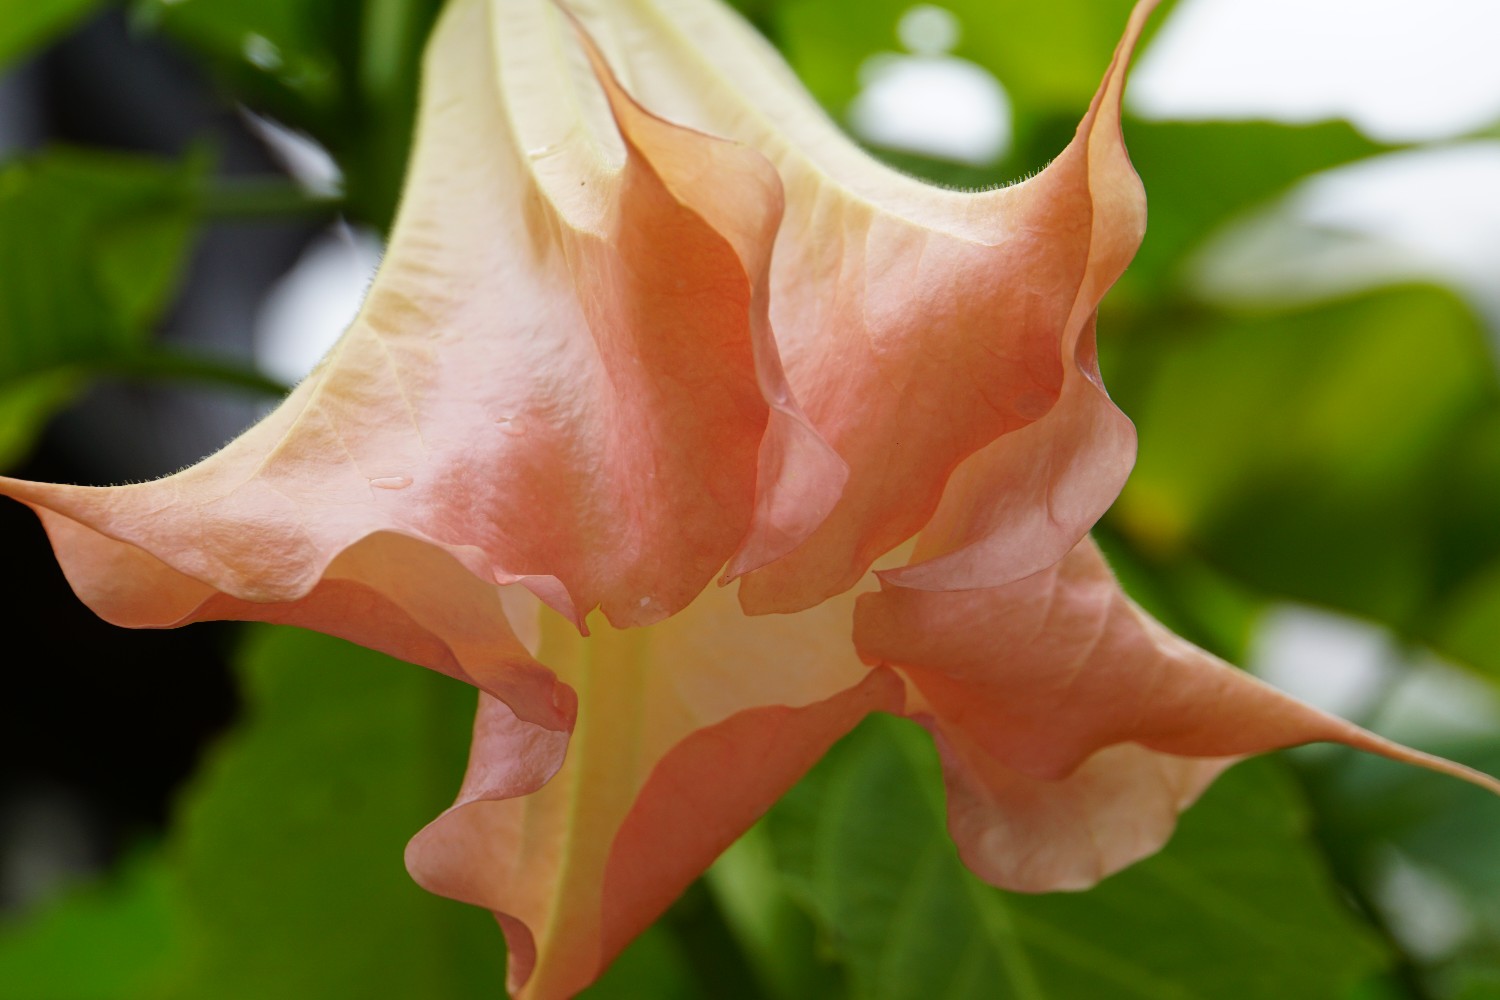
[527,142,563,160]
[496,415,528,436]
[369,475,413,490]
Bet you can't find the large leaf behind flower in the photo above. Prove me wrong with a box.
[0,627,507,997]
[0,627,1393,1000]
[166,627,506,996]
[754,714,1387,1000]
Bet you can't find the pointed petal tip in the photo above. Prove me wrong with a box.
[865,535,1500,894]
[1343,727,1500,799]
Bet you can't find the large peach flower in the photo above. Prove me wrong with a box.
[2,0,1494,996]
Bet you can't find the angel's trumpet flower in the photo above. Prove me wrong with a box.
[3,0,1494,996]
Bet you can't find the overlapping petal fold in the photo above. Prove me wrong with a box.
[561,0,1153,609]
[406,578,903,1000]
[857,536,1500,890]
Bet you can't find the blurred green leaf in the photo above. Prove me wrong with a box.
[1322,735,1500,932]
[0,627,508,997]
[1429,412,1500,677]
[708,825,848,1000]
[0,854,181,999]
[1441,564,1500,678]
[0,149,201,379]
[0,369,82,469]
[0,0,104,69]
[760,715,1386,1000]
[129,0,347,115]
[586,923,701,1000]
[163,626,506,998]
[0,148,208,467]
[1308,731,1500,997]
[132,0,443,225]
[1108,285,1500,639]
[775,0,1144,158]
[1118,120,1387,296]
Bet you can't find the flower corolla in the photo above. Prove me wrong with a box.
[3,0,1494,996]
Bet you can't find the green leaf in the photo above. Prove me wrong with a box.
[1107,284,1500,635]
[708,825,849,1000]
[1307,729,1500,995]
[585,924,701,1000]
[0,0,104,70]
[0,149,195,376]
[0,148,210,462]
[762,715,1386,1000]
[129,0,347,115]
[132,0,444,225]
[0,627,507,997]
[0,148,285,468]
[774,0,1144,147]
[1321,735,1500,930]
[0,369,83,470]
[1441,564,1500,678]
[1117,120,1387,297]
[164,626,506,998]
[0,854,182,999]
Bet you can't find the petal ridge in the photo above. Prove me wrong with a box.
[879,0,1154,593]
[555,0,851,582]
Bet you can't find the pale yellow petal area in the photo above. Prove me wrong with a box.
[406,575,903,1000]
[564,0,1158,609]
[858,537,1500,890]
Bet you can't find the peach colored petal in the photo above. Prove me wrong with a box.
[879,313,1136,592]
[881,10,1146,593]
[406,577,903,1000]
[921,713,1233,892]
[0,0,849,691]
[562,0,1157,610]
[857,537,1500,889]
[15,500,573,731]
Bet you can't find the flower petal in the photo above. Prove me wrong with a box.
[856,536,1500,889]
[921,712,1233,892]
[565,0,1158,609]
[11,497,574,731]
[405,579,903,1000]
[0,0,853,688]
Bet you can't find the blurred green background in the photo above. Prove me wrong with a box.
[2,0,1499,996]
